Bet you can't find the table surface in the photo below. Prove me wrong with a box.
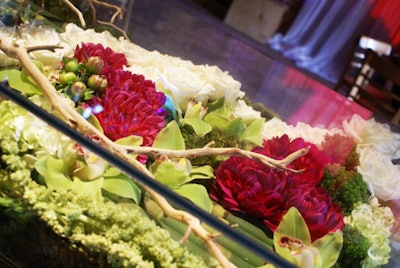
[126,0,399,134]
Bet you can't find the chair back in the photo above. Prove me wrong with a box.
[348,49,400,125]
[334,35,392,94]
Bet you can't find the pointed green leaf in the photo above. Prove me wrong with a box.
[102,175,141,204]
[71,176,103,200]
[206,97,231,117]
[224,118,245,136]
[180,118,212,137]
[203,112,230,127]
[173,183,213,212]
[115,135,143,146]
[240,118,265,146]
[41,156,72,190]
[0,69,42,95]
[312,231,343,268]
[103,166,123,177]
[152,120,185,150]
[184,101,204,118]
[189,165,215,180]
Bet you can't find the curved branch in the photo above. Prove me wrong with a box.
[61,0,87,28]
[118,144,309,173]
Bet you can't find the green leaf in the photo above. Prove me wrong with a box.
[71,176,103,200]
[150,158,190,187]
[203,112,230,127]
[173,183,213,212]
[152,120,185,150]
[115,135,143,146]
[0,69,42,95]
[189,165,215,180]
[184,101,204,119]
[240,118,265,146]
[312,231,343,268]
[224,118,245,137]
[35,156,72,190]
[180,118,212,137]
[206,97,231,117]
[102,175,141,204]
[103,166,123,177]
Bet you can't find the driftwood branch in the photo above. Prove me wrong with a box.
[119,143,310,173]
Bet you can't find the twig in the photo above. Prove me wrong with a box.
[27,45,64,53]
[61,0,87,28]
[91,0,124,22]
[97,20,130,41]
[118,144,309,173]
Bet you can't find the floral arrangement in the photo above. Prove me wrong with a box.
[0,3,400,268]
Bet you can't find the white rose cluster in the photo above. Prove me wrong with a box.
[0,23,70,68]
[343,115,400,200]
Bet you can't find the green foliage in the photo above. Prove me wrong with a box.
[320,164,369,215]
[336,225,370,267]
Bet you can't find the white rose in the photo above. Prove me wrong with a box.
[198,65,244,103]
[262,117,292,139]
[0,26,19,67]
[19,24,70,68]
[344,114,400,159]
[262,118,343,145]
[357,147,400,200]
[232,99,261,121]
[60,23,121,52]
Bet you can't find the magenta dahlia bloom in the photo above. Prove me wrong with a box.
[210,156,289,229]
[86,69,166,146]
[211,135,344,241]
[285,181,344,241]
[252,134,332,184]
[74,43,128,74]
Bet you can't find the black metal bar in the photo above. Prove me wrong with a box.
[0,82,296,268]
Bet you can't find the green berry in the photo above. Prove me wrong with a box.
[87,74,108,94]
[85,56,104,74]
[59,72,77,85]
[64,59,79,73]
[69,81,87,101]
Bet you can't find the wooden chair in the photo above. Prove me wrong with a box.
[335,35,392,95]
[347,49,400,125]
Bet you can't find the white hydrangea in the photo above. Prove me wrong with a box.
[345,197,394,267]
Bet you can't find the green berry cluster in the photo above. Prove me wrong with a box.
[58,56,108,104]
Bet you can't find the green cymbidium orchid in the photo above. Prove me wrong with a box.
[273,207,343,268]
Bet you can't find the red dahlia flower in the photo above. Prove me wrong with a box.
[211,135,344,241]
[252,134,332,184]
[285,182,344,241]
[210,156,289,228]
[86,69,166,146]
[74,43,128,74]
